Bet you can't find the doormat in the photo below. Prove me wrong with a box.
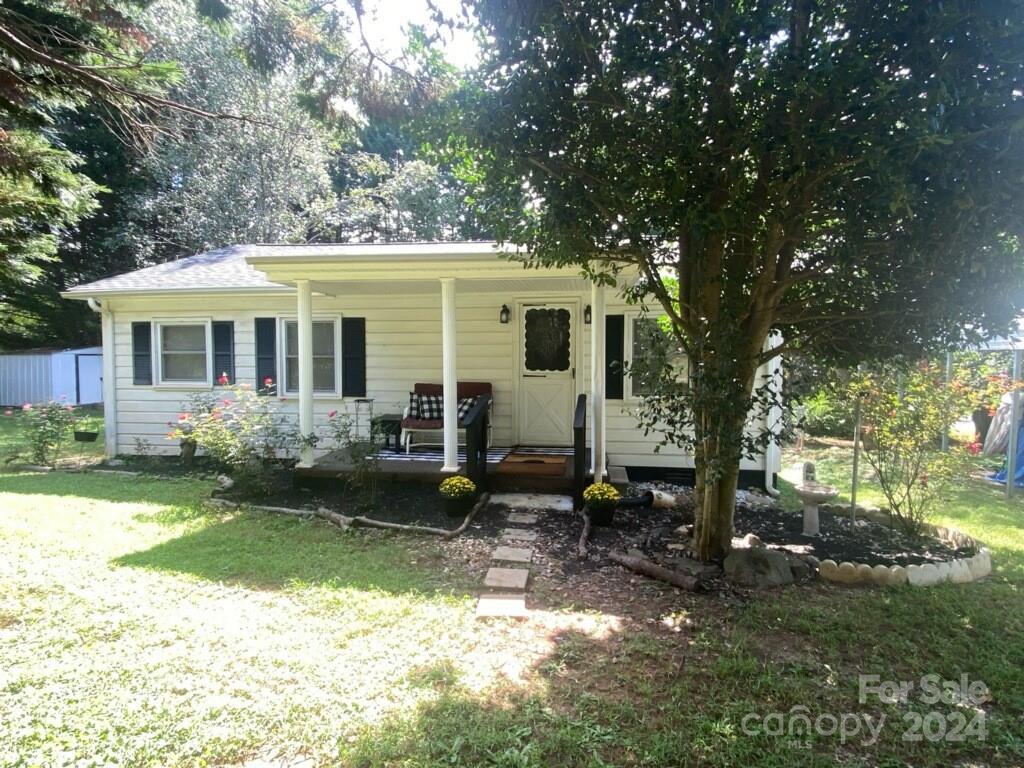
[498,454,568,476]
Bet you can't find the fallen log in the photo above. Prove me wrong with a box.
[315,492,490,539]
[577,508,592,559]
[608,549,707,593]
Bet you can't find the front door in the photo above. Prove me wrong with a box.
[518,303,575,446]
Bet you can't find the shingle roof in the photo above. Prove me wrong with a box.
[64,245,286,295]
[63,242,507,296]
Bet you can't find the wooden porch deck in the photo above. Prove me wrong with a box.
[296,445,591,493]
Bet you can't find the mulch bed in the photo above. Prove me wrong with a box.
[734,502,975,567]
[224,475,517,538]
[111,457,972,584]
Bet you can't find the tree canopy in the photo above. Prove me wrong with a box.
[459,0,1024,559]
[0,0,483,348]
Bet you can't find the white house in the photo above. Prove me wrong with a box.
[62,242,781,488]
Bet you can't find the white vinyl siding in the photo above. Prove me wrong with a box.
[103,290,771,472]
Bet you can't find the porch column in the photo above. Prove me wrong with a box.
[590,282,607,481]
[440,277,459,472]
[296,279,315,467]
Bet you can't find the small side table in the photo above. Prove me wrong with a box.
[372,413,403,452]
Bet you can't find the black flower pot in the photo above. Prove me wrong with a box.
[73,430,98,443]
[589,504,616,527]
[442,495,475,518]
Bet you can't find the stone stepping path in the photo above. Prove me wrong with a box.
[492,545,533,563]
[500,528,538,542]
[476,493,573,619]
[484,567,530,590]
[507,512,539,525]
[476,593,528,617]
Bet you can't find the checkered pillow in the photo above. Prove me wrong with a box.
[457,396,478,421]
[407,392,420,419]
[418,393,444,420]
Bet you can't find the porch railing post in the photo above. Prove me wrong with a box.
[465,393,490,490]
[573,394,587,509]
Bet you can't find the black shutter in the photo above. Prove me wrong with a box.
[605,314,625,400]
[212,321,234,385]
[131,322,152,385]
[342,317,366,397]
[255,317,277,394]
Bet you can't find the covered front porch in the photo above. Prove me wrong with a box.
[244,243,620,492]
[300,443,593,497]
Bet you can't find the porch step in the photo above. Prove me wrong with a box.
[488,472,573,494]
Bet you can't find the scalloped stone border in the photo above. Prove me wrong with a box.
[815,506,992,588]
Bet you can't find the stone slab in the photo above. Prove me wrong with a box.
[507,512,539,524]
[490,493,574,512]
[608,465,630,485]
[501,528,538,542]
[476,593,528,618]
[484,567,529,590]
[492,546,533,563]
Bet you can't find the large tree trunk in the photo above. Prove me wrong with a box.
[694,461,740,561]
[690,345,762,562]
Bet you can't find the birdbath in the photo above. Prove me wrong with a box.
[794,462,837,537]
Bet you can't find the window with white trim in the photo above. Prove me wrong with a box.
[155,320,212,386]
[627,316,688,399]
[282,318,339,394]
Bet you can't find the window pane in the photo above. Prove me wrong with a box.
[285,320,336,393]
[162,324,206,352]
[631,318,687,397]
[163,353,207,381]
[524,308,571,372]
[286,357,299,392]
[313,322,334,356]
[313,357,335,391]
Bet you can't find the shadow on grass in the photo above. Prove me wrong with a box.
[331,620,1018,768]
[113,511,472,597]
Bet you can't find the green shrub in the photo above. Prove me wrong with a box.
[22,400,76,465]
[800,389,855,438]
[167,384,302,491]
[854,363,972,536]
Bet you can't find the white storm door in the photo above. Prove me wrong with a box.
[518,304,575,446]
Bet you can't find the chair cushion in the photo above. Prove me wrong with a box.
[457,396,477,420]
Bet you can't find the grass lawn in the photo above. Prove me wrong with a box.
[0,405,106,466]
[1,425,1023,766]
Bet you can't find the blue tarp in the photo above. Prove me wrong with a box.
[992,421,1024,487]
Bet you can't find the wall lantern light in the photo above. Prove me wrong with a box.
[499,304,511,324]
[584,304,592,324]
